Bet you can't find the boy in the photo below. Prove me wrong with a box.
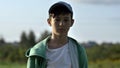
[26,1,88,68]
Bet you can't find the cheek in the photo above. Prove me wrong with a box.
[66,22,72,27]
[51,23,58,29]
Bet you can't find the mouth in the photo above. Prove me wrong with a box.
[58,28,66,32]
[59,29,64,31]
[59,28,65,30]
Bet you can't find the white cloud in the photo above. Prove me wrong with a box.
[68,0,120,4]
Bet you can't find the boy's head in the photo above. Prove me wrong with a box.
[47,1,74,36]
[48,1,73,18]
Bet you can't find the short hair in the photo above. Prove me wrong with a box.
[48,1,73,18]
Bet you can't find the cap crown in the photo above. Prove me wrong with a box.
[49,1,73,16]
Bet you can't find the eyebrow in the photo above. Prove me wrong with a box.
[64,17,69,19]
[55,16,69,18]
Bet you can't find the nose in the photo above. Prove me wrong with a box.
[59,21,64,26]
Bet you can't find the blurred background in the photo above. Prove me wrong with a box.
[0,0,120,68]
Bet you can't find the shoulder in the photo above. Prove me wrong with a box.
[68,37,86,52]
[68,37,82,47]
[25,36,50,57]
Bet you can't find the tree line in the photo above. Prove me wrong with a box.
[0,30,120,63]
[0,30,51,63]
[86,43,120,62]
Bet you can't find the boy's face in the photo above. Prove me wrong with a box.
[48,13,74,36]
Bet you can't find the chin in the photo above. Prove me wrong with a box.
[58,33,67,36]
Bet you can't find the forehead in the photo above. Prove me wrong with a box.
[53,14,71,18]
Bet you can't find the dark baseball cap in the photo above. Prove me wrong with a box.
[48,1,73,15]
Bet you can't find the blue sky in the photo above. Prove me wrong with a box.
[0,0,120,43]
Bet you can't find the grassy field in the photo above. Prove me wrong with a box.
[0,60,120,68]
[0,62,26,68]
[89,60,120,68]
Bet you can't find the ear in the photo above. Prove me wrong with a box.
[70,19,74,27]
[47,18,51,26]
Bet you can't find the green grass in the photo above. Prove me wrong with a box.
[89,60,120,68]
[0,60,120,68]
[0,62,26,68]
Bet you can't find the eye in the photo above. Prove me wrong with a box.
[55,18,60,22]
[64,19,69,22]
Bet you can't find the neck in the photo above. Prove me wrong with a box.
[52,34,68,42]
[48,34,68,49]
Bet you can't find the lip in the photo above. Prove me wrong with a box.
[58,29,66,32]
[58,28,65,30]
[58,28,63,30]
